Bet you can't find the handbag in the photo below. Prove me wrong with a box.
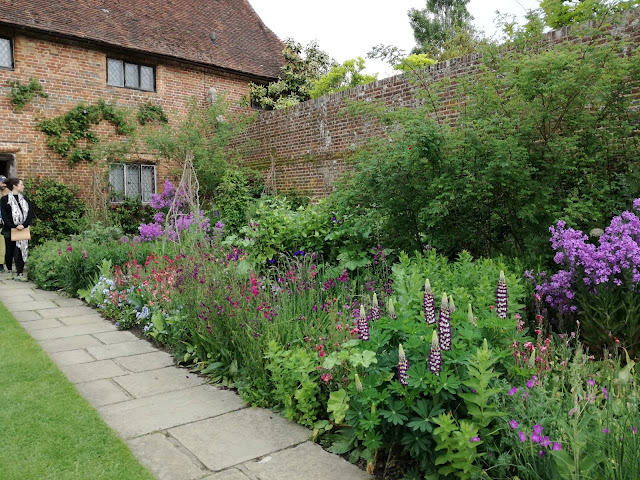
[11,227,30,241]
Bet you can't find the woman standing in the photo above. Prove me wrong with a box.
[1,178,33,281]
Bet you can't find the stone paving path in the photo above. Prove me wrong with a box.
[1,278,370,480]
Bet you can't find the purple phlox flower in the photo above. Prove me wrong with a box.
[602,387,608,399]
[522,392,529,401]
[423,279,436,324]
[541,436,551,448]
[438,293,452,351]
[518,431,527,443]
[428,330,442,376]
[139,222,163,241]
[370,293,380,321]
[509,420,518,429]
[508,387,517,396]
[357,305,369,341]
[539,450,545,457]
[496,270,508,319]
[469,436,481,442]
[531,432,542,443]
[603,428,609,434]
[553,442,562,451]
[398,344,409,385]
[533,424,543,434]
[527,375,538,388]
[587,379,596,386]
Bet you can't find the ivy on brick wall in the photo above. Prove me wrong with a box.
[137,101,169,126]
[36,100,135,167]
[7,77,48,113]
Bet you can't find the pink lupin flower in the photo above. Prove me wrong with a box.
[438,293,452,351]
[428,330,442,375]
[496,271,508,319]
[424,279,436,324]
[398,344,409,385]
[370,293,380,321]
[358,305,369,341]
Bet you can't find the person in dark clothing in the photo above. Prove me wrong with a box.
[0,178,33,281]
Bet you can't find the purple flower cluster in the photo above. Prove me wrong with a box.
[537,200,640,313]
[358,305,370,341]
[428,330,442,375]
[398,344,409,385]
[370,293,380,321]
[496,271,508,319]
[438,293,452,351]
[424,279,436,324]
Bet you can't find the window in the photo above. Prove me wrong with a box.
[109,164,156,203]
[0,37,13,69]
[107,58,155,91]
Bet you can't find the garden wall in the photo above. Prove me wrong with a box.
[232,15,640,199]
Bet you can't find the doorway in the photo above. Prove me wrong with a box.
[0,153,16,178]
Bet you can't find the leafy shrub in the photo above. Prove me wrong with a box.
[25,177,85,245]
[108,197,153,236]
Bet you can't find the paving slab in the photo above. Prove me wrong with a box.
[169,408,310,471]
[201,469,250,480]
[98,384,246,439]
[87,340,158,361]
[10,310,42,322]
[60,359,128,383]
[127,433,206,480]
[75,379,131,407]
[242,442,370,480]
[58,314,106,326]
[5,299,58,311]
[92,330,139,345]
[37,305,98,319]
[1,294,38,304]
[115,351,175,372]
[113,366,204,398]
[49,349,96,367]
[21,318,65,331]
[29,290,67,300]
[52,297,86,307]
[38,334,103,353]
[30,322,116,341]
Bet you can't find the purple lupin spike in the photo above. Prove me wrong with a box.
[370,293,380,321]
[358,305,369,341]
[496,271,508,319]
[428,330,442,376]
[398,344,409,385]
[438,292,452,351]
[424,279,436,325]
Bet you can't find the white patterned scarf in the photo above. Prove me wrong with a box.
[8,193,29,262]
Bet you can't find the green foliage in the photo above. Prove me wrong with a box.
[107,197,153,236]
[249,39,331,109]
[36,100,135,166]
[432,413,483,479]
[214,168,250,232]
[309,57,377,99]
[137,101,169,125]
[7,77,48,112]
[393,54,437,72]
[540,0,638,28]
[265,341,323,427]
[25,177,86,245]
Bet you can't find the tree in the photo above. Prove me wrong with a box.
[309,57,377,99]
[540,0,638,28]
[249,39,331,110]
[408,0,478,60]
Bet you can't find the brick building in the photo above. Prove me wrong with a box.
[0,0,283,203]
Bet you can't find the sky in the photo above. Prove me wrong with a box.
[248,0,542,78]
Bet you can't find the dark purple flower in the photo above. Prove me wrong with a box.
[370,293,380,321]
[424,279,436,324]
[438,293,452,351]
[428,330,442,375]
[553,442,562,451]
[496,271,508,319]
[358,305,369,341]
[398,344,409,385]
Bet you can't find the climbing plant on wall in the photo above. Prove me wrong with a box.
[36,100,135,166]
[7,77,48,113]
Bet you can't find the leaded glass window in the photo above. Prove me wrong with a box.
[109,164,156,202]
[0,38,13,69]
[107,57,155,92]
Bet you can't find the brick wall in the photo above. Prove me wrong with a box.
[232,15,640,199]
[0,31,254,204]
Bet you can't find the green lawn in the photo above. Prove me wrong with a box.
[0,303,155,480]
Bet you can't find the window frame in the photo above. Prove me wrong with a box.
[106,57,156,92]
[109,163,157,204]
[0,36,14,70]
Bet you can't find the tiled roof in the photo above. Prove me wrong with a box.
[0,0,284,80]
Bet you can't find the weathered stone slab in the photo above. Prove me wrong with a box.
[113,366,203,398]
[87,341,158,361]
[1,294,37,304]
[52,297,86,307]
[242,442,370,480]
[49,349,95,367]
[30,322,116,341]
[93,330,139,345]
[29,290,66,300]
[59,314,106,326]
[127,433,206,480]
[39,335,103,353]
[115,351,175,373]
[60,359,128,383]
[5,299,58,311]
[75,379,131,407]
[98,385,245,439]
[37,306,96,319]
[200,469,250,480]
[169,408,310,471]
[12,310,42,322]
[21,318,65,331]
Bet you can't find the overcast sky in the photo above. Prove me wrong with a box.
[248,0,542,78]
